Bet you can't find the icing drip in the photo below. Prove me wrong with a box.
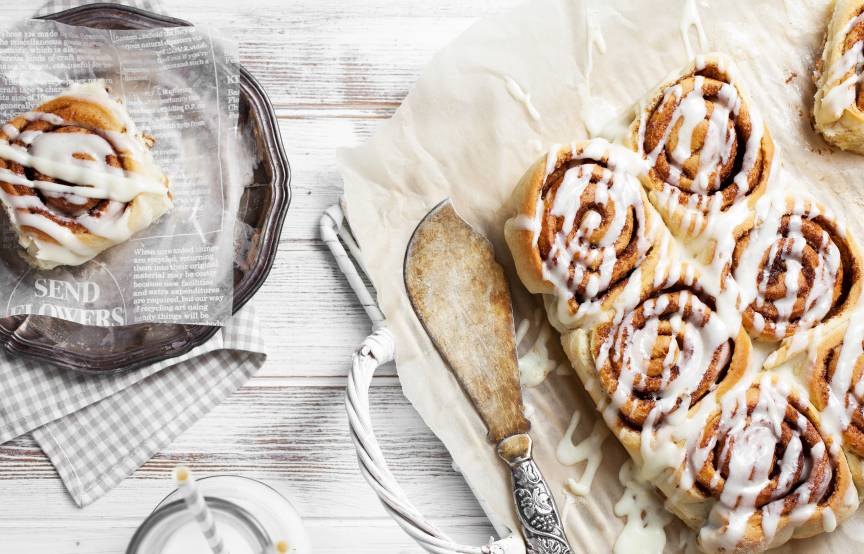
[531,140,653,328]
[517,308,570,386]
[503,76,541,121]
[557,410,609,495]
[613,460,671,554]
[578,4,619,136]
[680,0,708,61]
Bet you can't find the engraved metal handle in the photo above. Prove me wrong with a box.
[498,434,572,554]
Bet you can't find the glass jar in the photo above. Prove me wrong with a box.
[126,475,310,554]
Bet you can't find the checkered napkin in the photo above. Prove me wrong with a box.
[0,0,268,507]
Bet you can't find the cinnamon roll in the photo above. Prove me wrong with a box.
[504,138,661,329]
[561,264,750,464]
[680,375,857,553]
[0,81,172,269]
[814,0,864,154]
[729,197,862,342]
[769,321,864,488]
[627,53,774,249]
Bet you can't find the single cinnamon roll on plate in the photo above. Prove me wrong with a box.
[627,53,774,259]
[678,374,858,553]
[814,0,864,154]
[0,81,172,269]
[504,138,662,330]
[728,197,862,342]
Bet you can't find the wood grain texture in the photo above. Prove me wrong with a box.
[0,0,526,551]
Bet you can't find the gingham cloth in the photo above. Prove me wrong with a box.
[0,0,268,507]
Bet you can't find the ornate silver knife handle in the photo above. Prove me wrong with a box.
[497,434,573,554]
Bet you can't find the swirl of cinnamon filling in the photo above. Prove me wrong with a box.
[687,377,852,553]
[592,274,748,432]
[730,198,861,342]
[505,139,657,327]
[632,54,773,236]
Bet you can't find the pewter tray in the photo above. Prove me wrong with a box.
[0,3,290,374]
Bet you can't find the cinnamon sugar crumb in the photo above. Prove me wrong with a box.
[785,72,798,84]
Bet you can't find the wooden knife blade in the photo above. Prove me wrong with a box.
[403,199,529,444]
[404,199,572,554]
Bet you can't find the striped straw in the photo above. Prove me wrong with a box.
[173,465,230,554]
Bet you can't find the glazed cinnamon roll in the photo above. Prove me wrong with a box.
[681,375,857,553]
[729,197,862,342]
[505,139,661,329]
[627,53,773,248]
[770,321,864,488]
[561,264,750,461]
[814,0,864,154]
[0,81,172,269]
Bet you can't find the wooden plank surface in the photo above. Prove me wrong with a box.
[0,0,524,551]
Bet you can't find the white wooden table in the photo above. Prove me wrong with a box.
[0,0,523,551]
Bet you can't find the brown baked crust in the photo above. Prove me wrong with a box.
[684,377,856,551]
[626,53,774,242]
[504,139,660,328]
[729,198,862,342]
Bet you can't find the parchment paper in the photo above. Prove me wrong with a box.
[0,18,241,326]
[338,0,864,551]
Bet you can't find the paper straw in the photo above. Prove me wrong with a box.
[173,465,230,554]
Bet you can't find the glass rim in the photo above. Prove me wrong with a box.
[126,487,274,553]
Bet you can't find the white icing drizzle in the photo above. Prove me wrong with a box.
[557,410,609,495]
[680,0,708,61]
[503,76,541,121]
[577,4,619,137]
[689,375,837,551]
[816,12,864,123]
[0,81,169,267]
[530,140,653,328]
[732,198,846,340]
[613,460,671,554]
[638,56,766,245]
[516,308,570,386]
[595,266,739,482]
[819,316,864,443]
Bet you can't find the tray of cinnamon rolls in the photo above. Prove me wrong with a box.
[503,24,864,553]
[0,4,289,373]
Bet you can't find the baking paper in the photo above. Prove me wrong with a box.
[338,0,864,551]
[0,18,241,326]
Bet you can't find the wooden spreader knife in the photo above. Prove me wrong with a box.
[404,200,573,554]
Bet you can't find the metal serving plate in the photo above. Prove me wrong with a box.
[0,3,290,374]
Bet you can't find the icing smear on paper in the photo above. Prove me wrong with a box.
[516,308,569,386]
[503,76,541,121]
[580,4,617,137]
[613,461,672,554]
[557,410,609,495]
[680,0,708,60]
